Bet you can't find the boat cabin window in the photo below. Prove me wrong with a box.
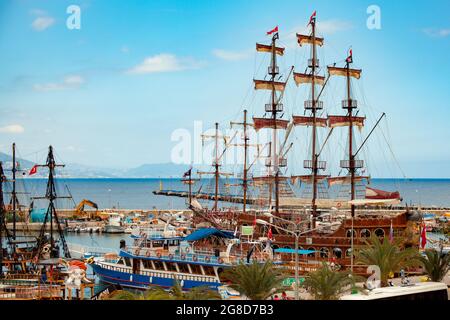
[333,248,342,259]
[124,257,132,267]
[142,260,153,269]
[153,260,165,271]
[360,229,371,238]
[165,262,178,272]
[177,263,190,274]
[117,258,125,265]
[345,248,353,258]
[346,230,356,238]
[190,264,203,275]
[203,266,216,276]
[374,228,385,237]
[319,248,329,258]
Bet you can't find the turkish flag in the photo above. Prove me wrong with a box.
[308,11,316,26]
[267,26,278,35]
[420,223,427,249]
[29,165,38,175]
[267,227,273,240]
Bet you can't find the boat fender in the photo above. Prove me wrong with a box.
[181,254,186,260]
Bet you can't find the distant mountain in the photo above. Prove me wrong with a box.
[0,152,193,178]
[124,163,190,178]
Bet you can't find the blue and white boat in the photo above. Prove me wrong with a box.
[88,228,278,290]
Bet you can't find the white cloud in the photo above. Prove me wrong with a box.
[423,28,450,38]
[33,75,85,92]
[212,49,251,61]
[31,16,55,31]
[0,125,25,134]
[127,54,203,74]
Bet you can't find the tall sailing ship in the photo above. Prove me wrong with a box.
[154,12,421,274]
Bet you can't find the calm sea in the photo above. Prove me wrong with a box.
[4,178,450,210]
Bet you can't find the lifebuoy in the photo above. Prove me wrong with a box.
[218,257,224,264]
[169,254,174,260]
[181,254,186,260]
[185,247,190,253]
[134,249,140,256]
[156,252,162,258]
[146,250,151,257]
[337,202,342,208]
[193,255,198,262]
[205,256,211,263]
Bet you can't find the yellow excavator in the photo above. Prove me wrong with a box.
[74,199,99,220]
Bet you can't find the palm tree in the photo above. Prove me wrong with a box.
[222,260,285,300]
[356,235,421,287]
[107,281,221,300]
[302,262,359,300]
[419,248,450,282]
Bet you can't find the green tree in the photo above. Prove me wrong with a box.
[302,262,359,300]
[222,260,285,300]
[356,235,421,287]
[419,248,450,282]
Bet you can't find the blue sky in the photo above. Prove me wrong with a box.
[0,0,449,177]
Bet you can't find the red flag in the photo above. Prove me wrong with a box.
[266,26,278,35]
[29,165,38,175]
[308,11,316,26]
[420,223,427,249]
[267,227,273,240]
[253,217,257,227]
[346,48,353,63]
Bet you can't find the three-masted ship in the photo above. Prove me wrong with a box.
[154,12,420,274]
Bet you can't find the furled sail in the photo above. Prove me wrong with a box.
[327,175,369,186]
[256,43,285,56]
[291,174,329,184]
[293,73,325,86]
[296,34,324,47]
[328,115,365,128]
[292,115,327,127]
[253,118,289,131]
[254,79,286,92]
[252,175,289,185]
[365,187,401,200]
[327,66,362,79]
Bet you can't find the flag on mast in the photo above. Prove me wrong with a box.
[308,11,316,26]
[267,227,273,240]
[29,165,38,175]
[420,222,427,249]
[346,48,353,63]
[266,26,278,35]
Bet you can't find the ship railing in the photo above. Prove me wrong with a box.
[0,284,62,300]
[68,242,117,257]
[125,246,269,265]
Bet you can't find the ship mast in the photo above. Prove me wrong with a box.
[327,49,363,271]
[33,146,71,259]
[254,27,288,216]
[11,143,17,240]
[292,11,328,226]
[0,162,5,276]
[230,110,251,213]
[199,123,231,211]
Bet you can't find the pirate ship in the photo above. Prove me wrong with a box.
[154,12,420,273]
